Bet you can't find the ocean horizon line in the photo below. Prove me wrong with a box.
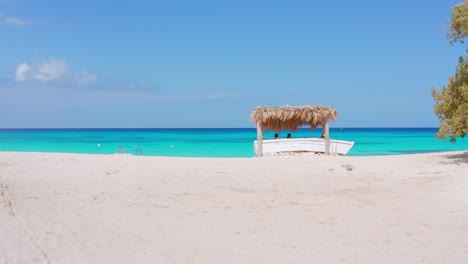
[0,127,440,130]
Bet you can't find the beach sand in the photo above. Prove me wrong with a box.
[0,151,467,263]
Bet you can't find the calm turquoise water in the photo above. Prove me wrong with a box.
[0,128,466,157]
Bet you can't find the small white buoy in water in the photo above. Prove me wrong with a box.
[97,143,101,147]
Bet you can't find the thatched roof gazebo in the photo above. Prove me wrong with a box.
[251,105,337,156]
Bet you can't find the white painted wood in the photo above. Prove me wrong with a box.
[253,138,354,156]
[256,122,263,157]
[323,121,330,155]
[322,122,330,138]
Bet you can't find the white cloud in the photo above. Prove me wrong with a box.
[15,58,97,86]
[35,58,69,81]
[0,10,41,27]
[2,16,28,26]
[15,62,30,81]
[10,58,162,91]
[75,70,97,86]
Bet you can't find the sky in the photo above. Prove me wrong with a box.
[0,0,466,128]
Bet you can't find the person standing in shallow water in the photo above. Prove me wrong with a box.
[287,133,291,138]
[274,133,279,139]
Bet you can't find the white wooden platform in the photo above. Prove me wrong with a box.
[254,138,354,156]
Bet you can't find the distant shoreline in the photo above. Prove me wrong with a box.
[0,150,466,158]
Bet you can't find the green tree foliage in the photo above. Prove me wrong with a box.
[448,1,468,45]
[432,1,468,142]
[432,56,468,142]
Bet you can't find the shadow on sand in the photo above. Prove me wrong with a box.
[440,151,468,165]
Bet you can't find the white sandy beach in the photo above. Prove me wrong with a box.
[0,151,467,263]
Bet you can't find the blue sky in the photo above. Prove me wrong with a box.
[0,0,465,128]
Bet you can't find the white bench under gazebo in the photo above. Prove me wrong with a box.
[251,105,354,156]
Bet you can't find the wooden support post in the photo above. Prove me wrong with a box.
[323,121,330,155]
[256,122,263,157]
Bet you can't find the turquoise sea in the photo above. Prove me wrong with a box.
[0,128,466,157]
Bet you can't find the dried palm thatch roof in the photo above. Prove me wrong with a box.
[251,105,337,132]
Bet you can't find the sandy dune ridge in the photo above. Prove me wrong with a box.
[1,151,467,263]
